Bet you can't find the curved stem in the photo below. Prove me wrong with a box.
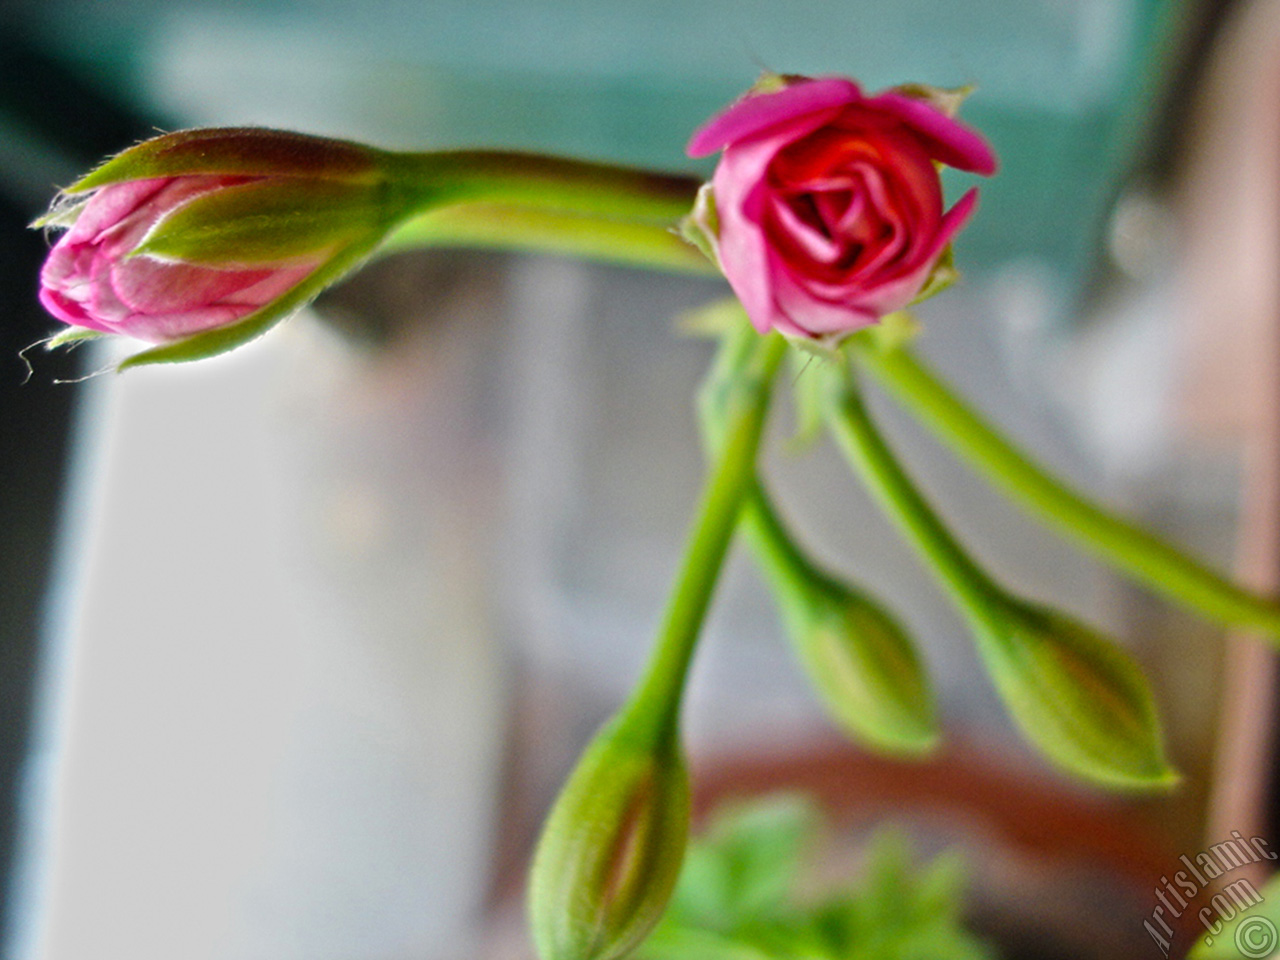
[737,485,832,608]
[622,333,788,741]
[381,202,716,276]
[851,335,1280,637]
[385,150,701,224]
[823,362,1009,633]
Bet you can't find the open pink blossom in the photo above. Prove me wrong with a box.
[687,77,997,340]
[39,176,321,344]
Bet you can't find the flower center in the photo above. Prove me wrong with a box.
[767,123,942,281]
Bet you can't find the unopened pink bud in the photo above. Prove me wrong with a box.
[35,128,398,352]
[39,176,324,343]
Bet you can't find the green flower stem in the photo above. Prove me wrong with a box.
[850,332,1280,637]
[823,364,1006,627]
[386,150,701,224]
[737,485,832,608]
[620,332,788,742]
[695,328,839,607]
[382,202,716,276]
[695,327,831,607]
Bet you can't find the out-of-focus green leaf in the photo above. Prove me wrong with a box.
[641,798,994,960]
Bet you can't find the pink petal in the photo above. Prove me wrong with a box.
[63,179,169,244]
[916,187,979,267]
[687,78,862,157]
[849,188,979,319]
[770,266,880,337]
[38,287,104,332]
[766,188,981,337]
[222,265,314,306]
[123,305,255,343]
[862,91,998,175]
[711,142,787,333]
[842,164,910,276]
[768,193,844,265]
[110,259,269,314]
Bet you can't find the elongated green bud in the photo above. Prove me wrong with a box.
[783,574,937,756]
[529,716,690,960]
[977,600,1176,789]
[740,491,938,756]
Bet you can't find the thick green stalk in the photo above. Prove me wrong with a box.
[382,202,716,276]
[385,150,701,224]
[621,333,788,740]
[851,334,1280,637]
[694,324,819,601]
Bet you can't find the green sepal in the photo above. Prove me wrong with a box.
[787,347,828,450]
[115,235,382,370]
[890,83,976,118]
[46,326,108,349]
[31,195,92,230]
[679,183,721,269]
[849,311,921,356]
[747,71,793,97]
[677,296,749,339]
[132,179,390,265]
[975,599,1177,790]
[65,127,387,195]
[908,246,959,307]
[529,714,691,960]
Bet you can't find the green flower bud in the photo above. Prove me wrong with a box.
[737,492,938,757]
[529,716,690,960]
[780,570,938,756]
[979,600,1177,790]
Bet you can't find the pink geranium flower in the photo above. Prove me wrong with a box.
[687,76,997,340]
